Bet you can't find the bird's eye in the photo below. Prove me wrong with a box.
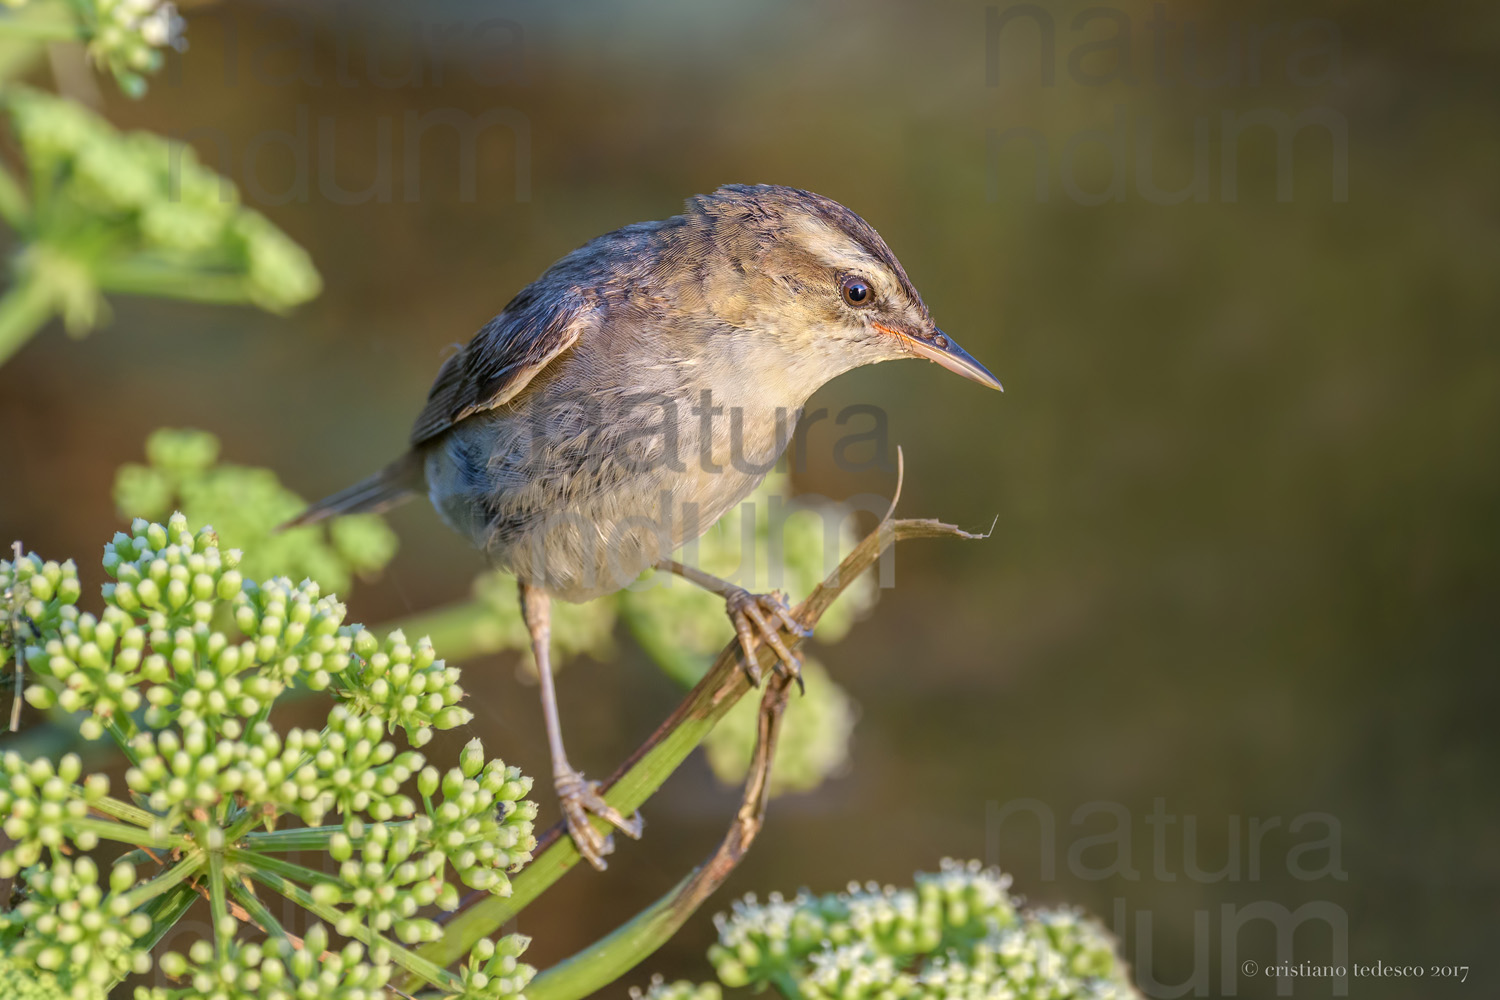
[840,276,873,308]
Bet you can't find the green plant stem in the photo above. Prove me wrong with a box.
[88,792,162,828]
[245,865,462,992]
[72,815,186,849]
[117,852,204,912]
[239,824,349,852]
[228,879,293,947]
[92,259,257,304]
[422,644,756,972]
[225,847,340,888]
[138,883,200,949]
[0,279,54,367]
[105,871,208,996]
[526,872,694,1000]
[527,676,792,1000]
[222,803,276,844]
[104,714,142,767]
[419,509,982,986]
[206,826,231,953]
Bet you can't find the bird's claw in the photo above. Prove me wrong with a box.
[554,766,643,871]
[725,588,810,691]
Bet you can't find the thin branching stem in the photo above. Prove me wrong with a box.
[417,491,984,991]
[138,883,201,951]
[88,793,166,829]
[240,824,351,852]
[71,816,187,850]
[525,661,795,1000]
[117,853,205,912]
[228,880,297,949]
[224,848,342,888]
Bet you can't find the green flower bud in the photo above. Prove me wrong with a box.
[459,739,486,779]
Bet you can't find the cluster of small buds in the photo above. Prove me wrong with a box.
[629,977,722,1000]
[909,917,1136,1000]
[139,924,393,1000]
[99,515,360,736]
[802,943,905,1000]
[315,706,423,823]
[103,515,244,628]
[337,628,471,747]
[227,722,339,826]
[0,952,74,1000]
[124,721,235,822]
[708,891,832,985]
[122,713,421,830]
[2,551,83,660]
[318,829,443,943]
[0,752,108,877]
[125,719,293,826]
[840,881,942,957]
[0,857,152,992]
[23,605,144,740]
[451,934,536,1000]
[912,858,1019,949]
[83,0,187,97]
[2,515,542,999]
[706,862,1138,999]
[1012,909,1125,985]
[913,949,999,998]
[136,620,282,736]
[231,577,349,689]
[231,209,326,312]
[19,513,442,748]
[316,820,446,944]
[416,738,538,892]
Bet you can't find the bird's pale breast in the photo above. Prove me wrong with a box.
[425,322,800,602]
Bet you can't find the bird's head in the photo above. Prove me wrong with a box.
[676,184,1002,394]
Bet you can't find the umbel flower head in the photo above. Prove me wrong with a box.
[0,86,321,357]
[0,514,535,1000]
[689,859,1141,1000]
[0,856,153,987]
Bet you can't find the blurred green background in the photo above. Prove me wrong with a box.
[2,0,1496,996]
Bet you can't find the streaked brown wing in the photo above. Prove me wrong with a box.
[409,288,598,446]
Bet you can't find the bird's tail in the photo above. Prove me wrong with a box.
[280,451,424,530]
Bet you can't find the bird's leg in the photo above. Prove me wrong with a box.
[518,582,642,870]
[654,559,811,689]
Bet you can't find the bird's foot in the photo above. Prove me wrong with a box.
[724,587,811,691]
[554,765,643,871]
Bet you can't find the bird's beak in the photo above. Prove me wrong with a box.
[874,322,1004,392]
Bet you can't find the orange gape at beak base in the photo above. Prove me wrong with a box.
[873,322,1004,392]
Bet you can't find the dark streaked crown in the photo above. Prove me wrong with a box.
[686,184,930,320]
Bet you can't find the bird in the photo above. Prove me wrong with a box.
[286,184,1002,869]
